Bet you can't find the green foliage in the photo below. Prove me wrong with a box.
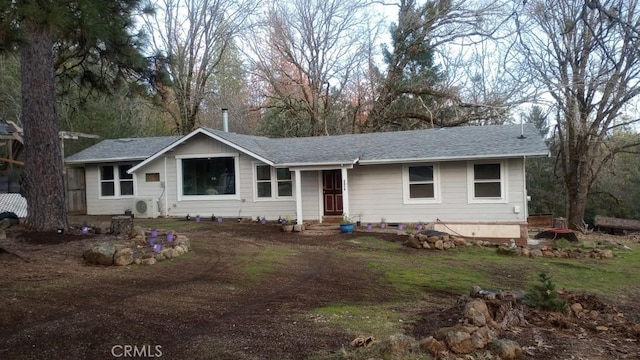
[370,0,447,130]
[525,272,568,311]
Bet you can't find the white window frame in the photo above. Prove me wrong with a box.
[467,160,508,204]
[402,163,441,204]
[253,163,294,201]
[176,153,240,201]
[98,164,135,199]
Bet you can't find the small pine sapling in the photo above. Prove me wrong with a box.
[525,272,568,311]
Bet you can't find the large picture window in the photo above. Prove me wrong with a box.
[100,164,133,197]
[403,164,439,203]
[255,165,293,199]
[468,161,507,203]
[181,157,236,196]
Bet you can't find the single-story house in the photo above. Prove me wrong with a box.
[65,124,548,244]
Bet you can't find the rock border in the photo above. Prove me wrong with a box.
[82,226,190,266]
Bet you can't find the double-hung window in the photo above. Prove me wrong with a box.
[255,165,293,199]
[468,162,506,203]
[403,164,439,203]
[99,164,134,197]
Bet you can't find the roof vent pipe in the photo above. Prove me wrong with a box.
[222,108,229,132]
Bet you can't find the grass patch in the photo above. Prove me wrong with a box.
[238,246,299,281]
[348,236,404,251]
[350,237,640,300]
[311,303,406,339]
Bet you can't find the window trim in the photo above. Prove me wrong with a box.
[402,163,441,204]
[253,163,294,201]
[176,153,240,201]
[467,160,508,204]
[98,163,135,199]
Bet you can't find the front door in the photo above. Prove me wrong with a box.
[323,170,343,215]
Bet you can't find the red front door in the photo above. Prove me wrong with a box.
[323,170,343,215]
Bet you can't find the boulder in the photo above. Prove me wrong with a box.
[530,249,543,257]
[491,339,522,360]
[113,248,134,266]
[0,212,19,228]
[464,299,491,326]
[434,240,444,250]
[141,257,157,265]
[453,237,467,246]
[406,236,422,249]
[83,242,116,265]
[600,249,614,259]
[382,334,418,357]
[162,248,180,259]
[418,336,447,357]
[445,331,473,354]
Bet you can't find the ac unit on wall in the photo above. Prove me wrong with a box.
[133,198,158,218]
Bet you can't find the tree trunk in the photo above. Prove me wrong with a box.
[565,173,589,230]
[20,21,68,231]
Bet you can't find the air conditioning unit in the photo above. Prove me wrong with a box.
[133,198,158,218]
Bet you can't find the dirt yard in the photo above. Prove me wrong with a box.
[0,219,639,359]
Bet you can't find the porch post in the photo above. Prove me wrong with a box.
[341,167,349,217]
[294,169,303,224]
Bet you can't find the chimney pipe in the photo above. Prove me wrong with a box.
[222,108,229,132]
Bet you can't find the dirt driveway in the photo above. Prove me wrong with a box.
[1,219,639,359]
[0,220,403,359]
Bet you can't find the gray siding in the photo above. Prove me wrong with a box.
[347,159,526,224]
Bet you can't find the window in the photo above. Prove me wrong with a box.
[145,173,160,182]
[409,166,434,198]
[255,165,293,199]
[403,164,439,203]
[468,161,507,203]
[100,164,134,197]
[256,165,272,197]
[181,157,236,196]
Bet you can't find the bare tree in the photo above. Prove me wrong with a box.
[515,0,640,229]
[142,0,259,134]
[247,0,375,137]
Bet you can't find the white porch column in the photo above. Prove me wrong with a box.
[341,167,349,217]
[294,169,303,224]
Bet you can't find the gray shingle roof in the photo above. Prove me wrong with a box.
[208,124,548,164]
[65,136,182,164]
[65,124,548,166]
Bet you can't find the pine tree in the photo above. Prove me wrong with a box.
[0,0,148,231]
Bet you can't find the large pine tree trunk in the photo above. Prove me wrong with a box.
[20,21,68,231]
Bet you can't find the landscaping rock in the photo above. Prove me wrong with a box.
[530,249,543,257]
[406,236,422,249]
[382,334,418,357]
[491,338,522,360]
[113,248,133,266]
[434,240,444,250]
[83,242,116,266]
[464,299,491,326]
[418,336,447,357]
[445,330,473,354]
[141,257,156,265]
